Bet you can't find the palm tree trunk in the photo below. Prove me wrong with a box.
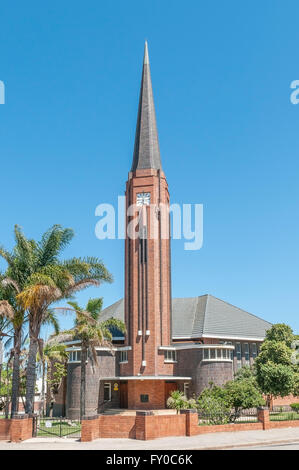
[10,328,21,417]
[25,336,39,415]
[0,340,3,401]
[80,344,87,419]
[5,360,10,419]
[41,360,45,417]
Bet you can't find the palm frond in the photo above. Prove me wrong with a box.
[38,225,74,266]
[1,278,21,293]
[0,300,15,321]
[43,309,60,335]
[86,298,103,319]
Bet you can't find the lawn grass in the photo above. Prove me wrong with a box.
[37,419,81,437]
[270,411,299,421]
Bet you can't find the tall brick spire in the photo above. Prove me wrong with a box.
[131,41,162,171]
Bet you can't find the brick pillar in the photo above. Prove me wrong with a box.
[257,406,270,430]
[10,414,33,442]
[180,409,198,436]
[81,415,99,442]
[135,411,154,440]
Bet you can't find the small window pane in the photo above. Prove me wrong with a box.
[210,349,216,359]
[251,343,257,359]
[203,349,209,360]
[236,343,241,360]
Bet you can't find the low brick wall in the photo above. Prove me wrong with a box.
[81,409,299,442]
[98,415,136,439]
[269,420,299,429]
[136,412,186,440]
[0,415,33,442]
[0,419,11,440]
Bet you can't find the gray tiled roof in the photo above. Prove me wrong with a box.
[100,294,272,341]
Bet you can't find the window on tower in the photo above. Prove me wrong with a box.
[164,350,177,363]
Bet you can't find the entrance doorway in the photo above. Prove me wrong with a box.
[164,381,177,407]
[120,382,128,408]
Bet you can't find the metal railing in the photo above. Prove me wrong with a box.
[198,408,258,426]
[269,409,299,422]
[33,416,81,438]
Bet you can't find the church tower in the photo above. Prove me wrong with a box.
[120,43,173,398]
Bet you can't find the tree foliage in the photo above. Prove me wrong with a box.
[255,323,298,401]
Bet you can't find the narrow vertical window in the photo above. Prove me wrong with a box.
[104,383,111,402]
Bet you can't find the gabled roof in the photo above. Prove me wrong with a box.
[100,294,272,341]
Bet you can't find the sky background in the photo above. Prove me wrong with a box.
[0,0,299,338]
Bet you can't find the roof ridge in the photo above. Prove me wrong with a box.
[202,294,210,335]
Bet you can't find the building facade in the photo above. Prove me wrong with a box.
[55,43,271,419]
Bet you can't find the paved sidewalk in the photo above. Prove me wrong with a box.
[0,427,299,450]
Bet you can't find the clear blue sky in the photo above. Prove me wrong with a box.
[0,0,298,336]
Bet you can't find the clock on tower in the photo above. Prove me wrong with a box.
[136,192,151,206]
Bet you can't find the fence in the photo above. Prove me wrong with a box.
[270,409,299,422]
[198,408,258,426]
[32,416,81,438]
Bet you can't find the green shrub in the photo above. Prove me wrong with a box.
[290,403,299,413]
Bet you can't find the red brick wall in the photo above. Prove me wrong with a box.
[141,414,186,440]
[81,417,100,442]
[80,410,299,442]
[10,417,33,442]
[272,395,299,407]
[269,420,299,429]
[124,169,172,377]
[0,419,11,440]
[127,380,165,409]
[98,415,136,439]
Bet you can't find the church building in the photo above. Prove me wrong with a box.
[58,43,271,419]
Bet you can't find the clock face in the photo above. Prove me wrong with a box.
[136,192,151,206]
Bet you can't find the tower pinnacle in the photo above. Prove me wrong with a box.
[131,42,162,171]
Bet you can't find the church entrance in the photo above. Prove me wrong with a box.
[164,381,177,407]
[120,382,128,408]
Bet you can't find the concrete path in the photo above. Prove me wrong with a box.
[0,427,299,450]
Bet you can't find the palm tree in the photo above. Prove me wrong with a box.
[62,298,125,419]
[12,225,112,414]
[0,310,12,399]
[37,337,68,417]
[0,283,24,417]
[0,225,112,415]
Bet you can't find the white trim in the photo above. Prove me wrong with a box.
[202,334,265,341]
[100,376,192,381]
[202,359,233,362]
[66,345,132,353]
[64,336,125,345]
[173,334,264,341]
[159,344,234,351]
